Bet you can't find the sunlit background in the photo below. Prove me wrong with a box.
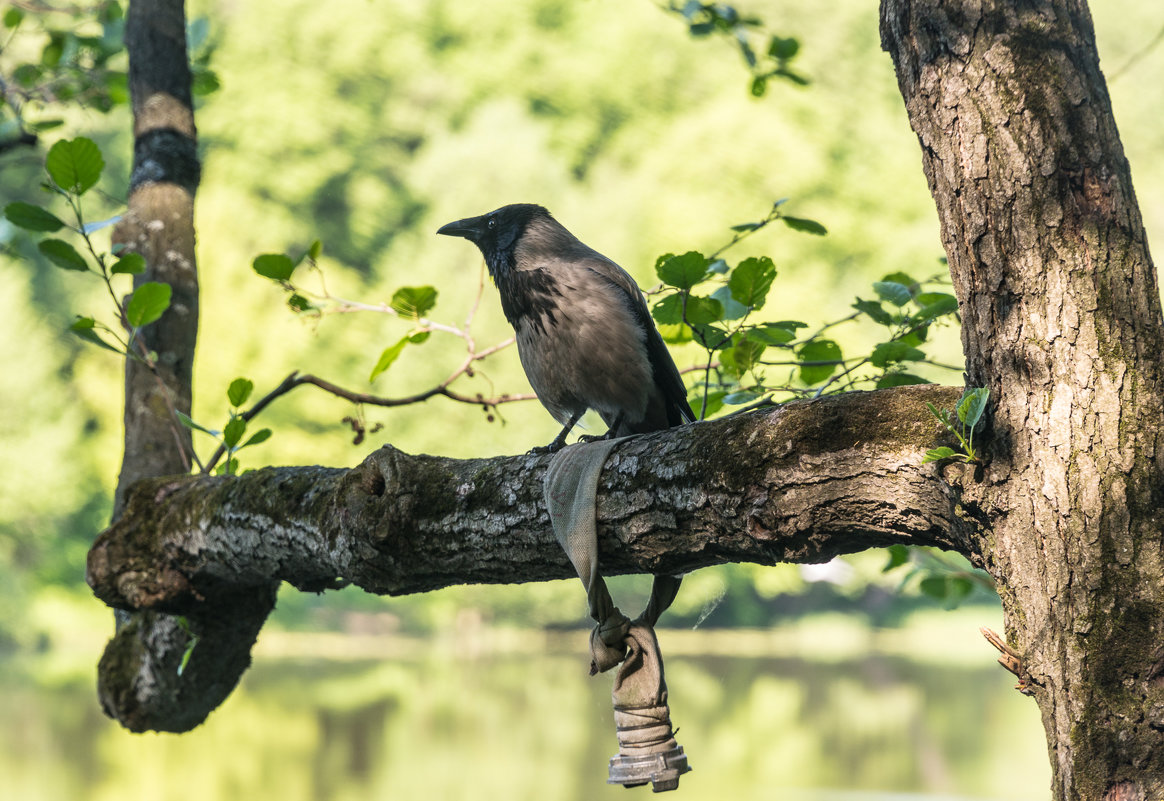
[3,0,1162,798]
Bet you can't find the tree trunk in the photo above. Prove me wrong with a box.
[98,0,276,734]
[880,2,1164,798]
[113,0,198,509]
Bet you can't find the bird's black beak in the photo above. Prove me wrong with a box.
[436,214,485,240]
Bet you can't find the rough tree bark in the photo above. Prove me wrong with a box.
[98,0,277,733]
[88,0,1164,797]
[87,386,970,609]
[881,2,1164,799]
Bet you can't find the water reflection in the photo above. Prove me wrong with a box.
[2,626,1049,801]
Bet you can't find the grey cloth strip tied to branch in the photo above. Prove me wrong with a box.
[544,440,691,792]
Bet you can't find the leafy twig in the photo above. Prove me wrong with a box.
[923,387,989,463]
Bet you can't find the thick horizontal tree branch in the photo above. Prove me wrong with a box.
[88,384,978,615]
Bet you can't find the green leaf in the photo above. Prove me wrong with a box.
[870,341,926,368]
[655,251,709,289]
[897,328,928,347]
[652,294,684,325]
[215,458,240,476]
[30,118,64,132]
[103,72,128,106]
[915,291,956,307]
[69,317,123,355]
[407,330,431,344]
[223,417,247,448]
[657,322,693,345]
[176,410,217,436]
[4,201,64,232]
[710,285,748,320]
[957,386,990,427]
[853,298,893,326]
[768,35,799,60]
[38,238,89,271]
[42,32,64,67]
[881,271,919,291]
[3,7,24,27]
[110,253,145,275]
[922,446,958,464]
[721,338,766,378]
[914,293,959,320]
[45,137,104,195]
[690,323,732,351]
[240,428,272,449]
[227,378,254,407]
[796,339,842,384]
[781,216,827,236]
[287,294,314,312]
[945,576,975,607]
[390,286,438,319]
[919,575,948,600]
[876,372,929,388]
[925,401,953,428]
[187,18,209,53]
[177,630,199,676]
[369,336,409,382]
[873,281,912,307]
[656,291,727,327]
[191,68,220,96]
[12,64,41,88]
[307,239,323,260]
[126,282,172,327]
[750,75,767,97]
[684,295,724,326]
[694,389,727,418]
[252,253,296,281]
[883,544,910,572]
[747,323,797,346]
[728,255,777,308]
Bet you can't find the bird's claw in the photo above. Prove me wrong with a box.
[528,442,565,455]
[577,433,610,444]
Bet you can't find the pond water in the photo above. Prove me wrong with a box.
[3,616,1050,801]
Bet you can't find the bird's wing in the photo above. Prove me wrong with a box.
[580,254,696,426]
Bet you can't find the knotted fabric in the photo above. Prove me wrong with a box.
[544,440,690,791]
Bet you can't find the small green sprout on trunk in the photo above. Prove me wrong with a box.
[924,386,989,463]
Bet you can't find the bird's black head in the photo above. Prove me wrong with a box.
[436,203,551,279]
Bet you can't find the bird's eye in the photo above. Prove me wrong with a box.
[487,218,497,229]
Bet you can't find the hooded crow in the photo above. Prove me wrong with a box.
[438,203,694,452]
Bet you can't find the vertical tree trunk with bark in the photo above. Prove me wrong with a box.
[113,0,199,511]
[98,0,276,732]
[880,2,1164,798]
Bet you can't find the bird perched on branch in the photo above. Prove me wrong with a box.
[438,203,694,452]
